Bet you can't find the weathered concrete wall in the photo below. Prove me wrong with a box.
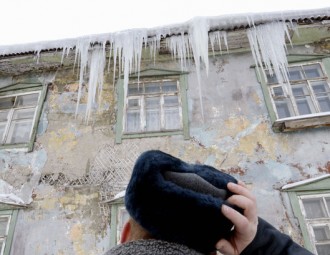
[0,39,329,254]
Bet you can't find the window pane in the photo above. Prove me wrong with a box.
[0,97,15,110]
[273,87,284,97]
[5,119,33,144]
[127,99,139,108]
[292,87,306,97]
[289,66,303,81]
[145,83,161,93]
[126,110,140,132]
[303,64,323,79]
[162,81,177,92]
[312,82,329,94]
[16,93,39,107]
[296,99,312,115]
[317,97,330,112]
[326,198,330,214]
[266,72,278,84]
[313,226,330,241]
[275,99,294,119]
[293,85,315,115]
[164,96,179,106]
[0,240,3,254]
[164,108,180,130]
[302,198,327,219]
[0,124,6,143]
[0,111,9,122]
[146,109,160,131]
[0,217,9,237]
[316,244,330,255]
[128,84,143,95]
[12,108,36,120]
[145,97,160,108]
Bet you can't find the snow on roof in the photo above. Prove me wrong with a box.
[282,174,330,190]
[0,7,329,56]
[1,7,329,123]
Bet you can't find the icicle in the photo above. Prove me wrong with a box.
[111,29,147,101]
[75,39,91,117]
[166,32,190,70]
[85,45,106,122]
[188,17,210,121]
[247,21,292,97]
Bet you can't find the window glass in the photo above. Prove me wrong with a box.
[164,96,179,106]
[146,97,160,131]
[16,93,39,107]
[273,87,285,97]
[128,84,143,95]
[0,217,9,237]
[162,81,177,92]
[145,83,161,94]
[146,109,160,131]
[292,84,315,115]
[266,72,278,84]
[0,91,41,147]
[0,111,9,122]
[316,244,330,255]
[0,97,15,110]
[125,79,182,134]
[311,82,330,112]
[126,111,140,133]
[289,66,304,81]
[6,120,33,144]
[12,108,36,120]
[164,108,181,130]
[303,64,323,79]
[275,99,294,119]
[302,198,327,219]
[313,226,330,241]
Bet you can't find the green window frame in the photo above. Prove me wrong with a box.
[258,55,330,132]
[0,82,47,152]
[283,175,330,255]
[115,69,189,143]
[107,196,126,248]
[0,210,18,255]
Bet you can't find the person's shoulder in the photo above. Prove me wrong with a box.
[104,239,204,255]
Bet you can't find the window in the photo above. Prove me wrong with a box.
[282,175,330,255]
[0,210,18,255]
[299,194,330,255]
[125,80,182,133]
[260,59,330,132]
[0,82,47,151]
[267,63,330,119]
[115,69,189,143]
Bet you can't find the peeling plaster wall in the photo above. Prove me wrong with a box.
[0,40,330,254]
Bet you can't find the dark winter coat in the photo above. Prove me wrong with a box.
[241,218,314,255]
[104,218,314,255]
[105,239,203,255]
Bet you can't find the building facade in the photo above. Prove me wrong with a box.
[0,8,329,255]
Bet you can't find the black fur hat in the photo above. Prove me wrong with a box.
[125,150,240,253]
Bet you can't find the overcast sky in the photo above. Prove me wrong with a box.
[1,0,329,46]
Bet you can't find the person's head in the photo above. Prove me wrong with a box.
[123,150,241,253]
[120,217,152,243]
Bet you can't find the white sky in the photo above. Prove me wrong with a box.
[1,0,329,46]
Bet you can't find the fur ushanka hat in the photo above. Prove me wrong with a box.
[125,150,241,253]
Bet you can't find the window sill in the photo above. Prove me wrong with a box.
[0,143,31,152]
[273,112,330,132]
[121,130,184,140]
